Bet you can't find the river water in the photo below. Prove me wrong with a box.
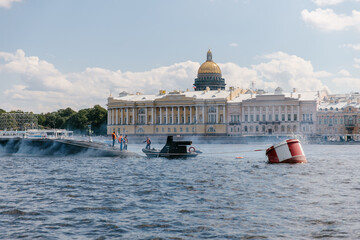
[0,143,359,239]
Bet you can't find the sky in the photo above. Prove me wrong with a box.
[0,0,360,113]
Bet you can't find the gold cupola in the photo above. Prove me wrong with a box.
[197,49,222,75]
[193,50,225,91]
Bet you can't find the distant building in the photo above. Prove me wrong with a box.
[227,89,319,136]
[193,50,225,91]
[317,98,360,140]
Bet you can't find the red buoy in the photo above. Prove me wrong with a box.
[265,139,307,164]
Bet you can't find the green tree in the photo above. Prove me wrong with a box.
[66,110,89,133]
[87,105,107,135]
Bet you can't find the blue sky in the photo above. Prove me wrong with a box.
[0,0,359,112]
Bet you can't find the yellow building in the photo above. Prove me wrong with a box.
[107,87,243,136]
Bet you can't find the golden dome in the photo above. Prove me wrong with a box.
[197,49,221,74]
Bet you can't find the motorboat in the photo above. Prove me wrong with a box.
[142,136,200,158]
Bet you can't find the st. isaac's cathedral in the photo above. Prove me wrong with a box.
[107,50,319,137]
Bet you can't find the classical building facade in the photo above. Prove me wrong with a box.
[227,90,318,136]
[193,50,225,91]
[107,88,243,136]
[317,100,360,140]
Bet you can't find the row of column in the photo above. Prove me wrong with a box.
[241,105,300,122]
[108,105,226,125]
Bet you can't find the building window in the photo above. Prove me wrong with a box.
[282,114,285,121]
[281,125,285,132]
[269,114,272,121]
[250,115,254,122]
[156,128,159,132]
[256,126,259,132]
[262,115,266,121]
[256,115,259,121]
[245,115,248,122]
[208,114,216,123]
[138,115,145,124]
[288,114,291,121]
[170,116,173,124]
[176,116,178,124]
[182,116,185,123]
[168,128,171,132]
[262,126,265,132]
[164,116,166,124]
[275,114,279,121]
[294,114,297,121]
[208,107,216,113]
[208,127,216,132]
[244,126,248,132]
[186,127,189,132]
[162,127,164,132]
[180,127,183,132]
[192,127,195,132]
[174,127,177,132]
[188,116,190,123]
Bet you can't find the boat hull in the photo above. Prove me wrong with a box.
[142,148,198,158]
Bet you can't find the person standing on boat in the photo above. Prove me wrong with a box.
[112,131,117,147]
[118,134,123,151]
[144,137,151,149]
[123,135,128,150]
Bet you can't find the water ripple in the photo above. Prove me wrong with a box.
[0,144,359,239]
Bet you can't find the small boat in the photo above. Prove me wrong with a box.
[142,136,200,158]
[266,139,307,164]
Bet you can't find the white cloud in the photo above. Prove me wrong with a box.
[338,69,351,76]
[0,0,22,8]
[251,52,327,91]
[229,43,238,47]
[219,62,260,89]
[353,58,360,68]
[312,0,345,6]
[341,43,360,50]
[301,8,360,31]
[0,49,73,91]
[0,49,333,112]
[0,49,200,112]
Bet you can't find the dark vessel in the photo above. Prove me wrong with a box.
[142,136,200,158]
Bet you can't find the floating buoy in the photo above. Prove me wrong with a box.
[266,139,307,164]
[235,156,244,159]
